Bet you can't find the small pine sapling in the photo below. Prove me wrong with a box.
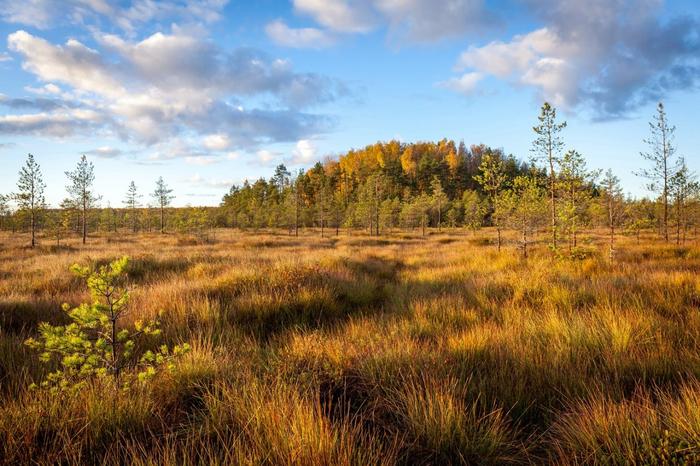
[25,256,189,392]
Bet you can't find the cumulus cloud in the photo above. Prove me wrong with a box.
[447,0,700,117]
[294,0,377,34]
[0,94,79,111]
[0,109,105,137]
[265,20,336,49]
[255,149,280,166]
[437,72,484,95]
[291,0,492,43]
[0,0,229,32]
[289,139,318,164]
[203,134,232,151]
[3,28,342,149]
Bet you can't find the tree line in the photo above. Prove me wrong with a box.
[2,103,698,254]
[0,154,208,246]
[219,102,698,255]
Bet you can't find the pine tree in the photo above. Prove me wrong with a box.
[558,150,599,253]
[462,190,485,234]
[124,181,142,233]
[532,102,567,250]
[152,177,174,234]
[503,175,547,259]
[475,152,508,251]
[15,153,46,248]
[601,170,625,261]
[65,155,98,244]
[669,158,698,245]
[637,102,678,243]
[0,194,10,231]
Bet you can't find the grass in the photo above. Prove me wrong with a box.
[1,228,700,464]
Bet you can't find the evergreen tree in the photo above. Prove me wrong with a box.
[65,155,98,244]
[558,150,599,253]
[475,152,508,251]
[503,175,547,259]
[669,158,698,245]
[124,181,142,233]
[601,170,625,261]
[152,177,174,234]
[637,102,678,243]
[15,153,46,248]
[532,102,567,250]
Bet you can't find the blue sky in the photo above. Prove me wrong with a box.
[0,0,698,207]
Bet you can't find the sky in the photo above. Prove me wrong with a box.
[0,0,698,207]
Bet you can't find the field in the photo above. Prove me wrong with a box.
[1,228,700,465]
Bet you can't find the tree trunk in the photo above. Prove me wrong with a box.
[30,208,36,248]
[82,205,87,244]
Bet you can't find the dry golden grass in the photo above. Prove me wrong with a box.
[1,228,700,464]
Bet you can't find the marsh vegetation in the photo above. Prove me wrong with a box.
[1,228,700,464]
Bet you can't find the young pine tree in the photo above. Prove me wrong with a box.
[124,181,142,233]
[558,150,599,253]
[461,190,485,234]
[532,102,567,250]
[637,102,678,243]
[503,175,547,259]
[15,153,46,248]
[669,158,698,245]
[152,177,174,234]
[65,155,98,244]
[0,194,10,231]
[25,256,190,393]
[475,152,508,251]
[601,170,625,261]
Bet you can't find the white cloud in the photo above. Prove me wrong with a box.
[265,20,336,49]
[25,83,61,95]
[256,149,279,166]
[84,146,123,158]
[203,133,232,151]
[9,31,125,98]
[0,109,103,137]
[0,0,229,31]
[294,0,376,34]
[3,29,341,148]
[290,139,318,164]
[444,0,700,117]
[437,71,483,95]
[292,0,491,42]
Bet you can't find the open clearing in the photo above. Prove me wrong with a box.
[1,229,700,464]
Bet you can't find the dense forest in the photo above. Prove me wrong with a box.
[2,103,698,254]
